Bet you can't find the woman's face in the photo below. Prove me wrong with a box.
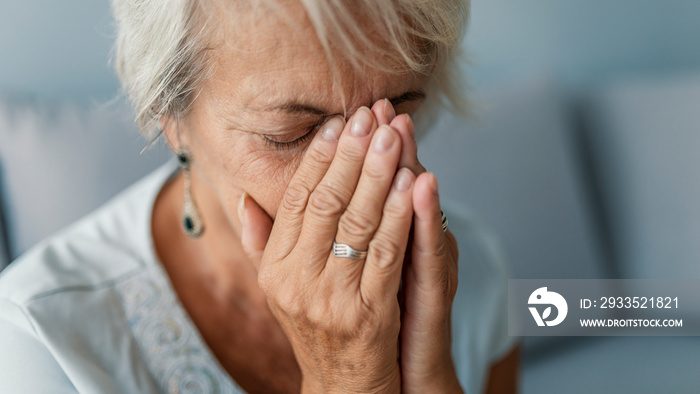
[168,2,428,237]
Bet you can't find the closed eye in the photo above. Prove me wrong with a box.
[261,118,329,151]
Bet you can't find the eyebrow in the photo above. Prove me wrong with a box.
[266,90,427,116]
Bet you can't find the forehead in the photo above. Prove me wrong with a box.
[203,0,423,115]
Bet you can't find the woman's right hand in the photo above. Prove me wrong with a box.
[253,106,416,393]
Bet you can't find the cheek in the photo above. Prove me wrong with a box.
[225,146,306,221]
[191,123,308,222]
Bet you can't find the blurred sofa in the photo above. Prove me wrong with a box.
[1,74,700,393]
[419,74,700,393]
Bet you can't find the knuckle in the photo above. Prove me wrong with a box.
[274,285,304,318]
[368,233,404,269]
[434,238,450,259]
[305,303,326,327]
[338,210,377,240]
[382,198,411,221]
[306,299,337,331]
[347,315,371,338]
[281,183,311,215]
[340,304,371,334]
[308,186,347,217]
[414,235,450,259]
[362,164,388,183]
[337,141,367,163]
[307,141,335,164]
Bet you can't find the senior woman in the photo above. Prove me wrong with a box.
[0,0,518,392]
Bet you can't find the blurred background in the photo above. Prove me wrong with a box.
[1,1,700,392]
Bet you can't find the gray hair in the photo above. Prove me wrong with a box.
[111,0,471,146]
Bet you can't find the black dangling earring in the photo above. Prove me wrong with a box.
[177,149,205,238]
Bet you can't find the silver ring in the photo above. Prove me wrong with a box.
[441,210,448,233]
[333,241,368,259]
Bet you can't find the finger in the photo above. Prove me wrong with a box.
[360,167,415,305]
[239,191,273,271]
[267,115,345,262]
[410,172,457,291]
[326,124,402,282]
[390,113,426,176]
[412,172,444,256]
[296,107,378,270]
[371,98,396,126]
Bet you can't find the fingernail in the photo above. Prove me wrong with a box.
[238,192,247,228]
[351,107,373,137]
[395,167,414,192]
[373,125,395,153]
[321,116,345,141]
[384,99,396,122]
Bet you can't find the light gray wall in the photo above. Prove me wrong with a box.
[2,0,700,99]
[0,1,119,101]
[465,0,700,89]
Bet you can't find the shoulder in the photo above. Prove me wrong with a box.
[0,207,137,308]
[0,210,133,394]
[0,298,77,393]
[0,227,143,306]
[0,158,178,393]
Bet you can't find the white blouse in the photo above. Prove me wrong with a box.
[0,157,516,394]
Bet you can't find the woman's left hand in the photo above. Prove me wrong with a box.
[370,99,463,393]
